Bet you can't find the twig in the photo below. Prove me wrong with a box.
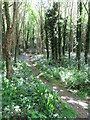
[82,2,88,14]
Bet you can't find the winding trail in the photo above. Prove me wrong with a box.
[19,54,90,119]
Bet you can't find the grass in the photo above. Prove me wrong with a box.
[2,60,77,119]
[31,55,90,98]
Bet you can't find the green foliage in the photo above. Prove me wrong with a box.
[52,68,61,80]
[32,55,89,97]
[2,60,77,119]
[45,2,58,60]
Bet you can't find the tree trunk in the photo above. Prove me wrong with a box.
[72,23,74,53]
[68,2,73,60]
[2,12,6,60]
[58,1,62,61]
[40,9,43,54]
[22,4,26,52]
[51,30,55,60]
[14,22,19,63]
[45,17,49,59]
[23,24,25,52]
[5,32,12,79]
[32,27,35,53]
[0,2,2,62]
[0,3,2,118]
[85,2,90,64]
[55,36,58,60]
[4,2,16,79]
[62,3,67,64]
[26,24,29,50]
[77,1,82,70]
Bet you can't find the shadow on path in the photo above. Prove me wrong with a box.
[19,54,90,119]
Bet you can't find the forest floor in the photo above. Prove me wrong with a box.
[19,53,90,119]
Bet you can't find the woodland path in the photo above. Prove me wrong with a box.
[19,53,90,119]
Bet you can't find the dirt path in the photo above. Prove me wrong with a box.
[20,54,90,119]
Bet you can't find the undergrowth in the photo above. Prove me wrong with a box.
[2,60,77,119]
[32,55,90,98]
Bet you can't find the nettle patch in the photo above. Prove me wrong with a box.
[2,61,77,119]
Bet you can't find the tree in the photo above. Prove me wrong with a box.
[14,18,19,63]
[14,3,19,63]
[58,1,62,61]
[49,2,58,60]
[14,3,26,63]
[32,27,35,53]
[85,1,90,64]
[0,1,2,62]
[62,2,68,64]
[76,0,82,70]
[2,10,5,60]
[68,1,73,60]
[0,3,2,118]
[22,3,26,52]
[4,1,16,79]
[38,0,44,54]
[25,22,30,50]
[45,16,49,59]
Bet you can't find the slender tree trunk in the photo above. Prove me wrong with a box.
[26,23,29,50]
[72,23,74,53]
[2,13,5,60]
[51,32,55,60]
[45,17,49,59]
[37,24,40,53]
[55,36,58,60]
[0,2,2,62]
[0,3,2,118]
[40,4,43,54]
[14,5,25,63]
[62,3,67,64]
[77,1,82,70]
[32,27,35,53]
[14,22,19,63]
[14,6,18,63]
[58,1,62,61]
[68,2,73,60]
[22,4,26,52]
[85,2,90,64]
[23,23,25,52]
[45,29,49,59]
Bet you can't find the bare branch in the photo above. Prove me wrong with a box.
[8,3,13,7]
[83,2,88,14]
[17,2,22,9]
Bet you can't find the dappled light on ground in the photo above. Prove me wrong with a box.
[53,86,57,90]
[34,70,89,117]
[52,85,88,110]
[61,96,88,109]
[18,54,90,118]
[69,89,78,94]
